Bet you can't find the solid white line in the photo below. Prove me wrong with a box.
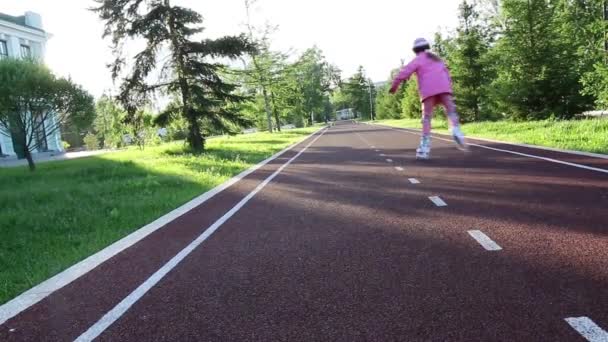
[74,129,327,342]
[429,196,447,207]
[465,136,608,160]
[408,178,420,184]
[0,128,325,326]
[467,230,502,251]
[565,317,608,342]
[395,167,404,171]
[467,143,608,175]
[386,159,393,163]
[373,124,608,174]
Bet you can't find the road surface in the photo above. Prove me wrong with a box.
[1,122,608,341]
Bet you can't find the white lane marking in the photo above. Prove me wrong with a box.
[371,145,376,148]
[373,124,608,175]
[395,167,404,171]
[0,128,326,326]
[468,144,608,175]
[380,153,387,157]
[429,196,447,207]
[467,230,502,251]
[408,178,420,184]
[74,129,327,342]
[354,132,373,148]
[386,159,393,163]
[565,317,608,342]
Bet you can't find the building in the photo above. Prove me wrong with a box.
[0,11,62,158]
[336,108,355,120]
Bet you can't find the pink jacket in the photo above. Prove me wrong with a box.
[390,52,453,101]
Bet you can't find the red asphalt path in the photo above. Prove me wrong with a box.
[1,122,608,341]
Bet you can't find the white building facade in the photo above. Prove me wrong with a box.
[0,11,63,157]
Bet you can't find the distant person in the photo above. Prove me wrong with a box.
[389,38,467,160]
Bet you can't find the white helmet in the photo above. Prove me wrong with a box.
[413,38,431,50]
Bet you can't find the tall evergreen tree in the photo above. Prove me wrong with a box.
[491,0,588,119]
[93,0,254,152]
[451,1,492,122]
[340,66,374,119]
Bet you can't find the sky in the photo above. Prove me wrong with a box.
[2,0,461,98]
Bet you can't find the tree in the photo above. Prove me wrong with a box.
[491,0,588,119]
[339,66,374,119]
[559,0,608,108]
[293,47,333,124]
[450,1,493,122]
[93,0,254,152]
[0,59,94,171]
[94,95,127,148]
[241,37,293,131]
[376,68,405,119]
[244,0,275,132]
[401,77,422,118]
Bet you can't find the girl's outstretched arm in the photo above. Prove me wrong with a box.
[389,58,419,94]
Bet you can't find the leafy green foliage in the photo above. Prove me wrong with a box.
[0,58,94,170]
[83,132,100,151]
[93,0,254,152]
[382,0,607,123]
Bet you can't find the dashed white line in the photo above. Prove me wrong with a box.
[408,178,420,184]
[380,153,387,157]
[565,317,608,342]
[74,130,328,342]
[386,159,393,163]
[395,167,404,171]
[467,230,502,251]
[429,196,447,207]
[375,149,381,152]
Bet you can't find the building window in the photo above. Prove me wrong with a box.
[0,40,8,59]
[20,44,31,59]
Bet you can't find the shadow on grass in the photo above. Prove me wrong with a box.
[0,130,316,305]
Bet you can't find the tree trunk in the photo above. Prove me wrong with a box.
[186,114,205,152]
[166,0,205,152]
[262,87,273,133]
[270,91,281,132]
[24,148,35,171]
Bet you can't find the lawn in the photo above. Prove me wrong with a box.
[373,117,608,154]
[0,127,319,305]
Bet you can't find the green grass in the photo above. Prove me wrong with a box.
[0,127,319,304]
[374,117,608,154]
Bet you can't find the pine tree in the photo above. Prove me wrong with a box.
[492,0,587,119]
[93,0,254,152]
[451,1,492,122]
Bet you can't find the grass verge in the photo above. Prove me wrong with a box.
[0,127,319,304]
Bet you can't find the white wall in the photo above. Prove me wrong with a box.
[0,13,61,156]
[0,127,15,156]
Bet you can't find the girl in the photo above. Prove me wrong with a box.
[389,38,467,159]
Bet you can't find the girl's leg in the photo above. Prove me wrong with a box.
[417,97,436,158]
[439,94,460,129]
[421,96,436,139]
[439,94,467,149]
